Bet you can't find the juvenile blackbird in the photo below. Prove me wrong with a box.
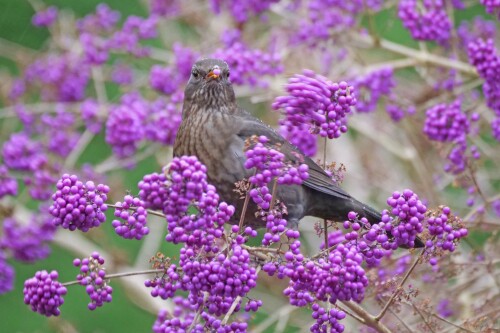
[174,58,424,248]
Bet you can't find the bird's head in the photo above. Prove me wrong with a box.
[182,58,236,118]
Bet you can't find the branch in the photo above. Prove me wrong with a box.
[352,34,478,76]
[375,247,426,321]
[63,268,163,286]
[342,301,392,333]
[107,203,166,218]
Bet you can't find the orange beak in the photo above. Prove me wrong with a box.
[206,67,221,80]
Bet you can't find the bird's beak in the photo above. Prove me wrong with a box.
[206,67,221,81]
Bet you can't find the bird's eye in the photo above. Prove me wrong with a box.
[192,69,199,79]
[226,71,230,78]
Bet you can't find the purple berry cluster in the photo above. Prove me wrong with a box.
[243,136,307,244]
[179,242,258,316]
[212,30,283,87]
[77,4,120,33]
[354,68,394,113]
[0,253,14,294]
[105,92,182,157]
[480,0,500,19]
[386,104,416,122]
[112,195,149,240]
[23,270,67,316]
[80,99,103,134]
[283,237,368,305]
[150,43,199,95]
[423,99,470,142]
[1,211,56,263]
[280,124,317,157]
[2,133,47,172]
[0,165,17,198]
[423,99,480,173]
[163,156,234,245]
[425,206,468,263]
[293,0,377,46]
[398,0,451,44]
[24,53,90,102]
[138,171,168,210]
[468,38,500,141]
[209,0,279,23]
[273,70,356,140]
[32,6,58,27]
[49,174,109,232]
[149,0,180,17]
[105,94,147,158]
[380,190,427,248]
[153,297,202,332]
[457,17,496,52]
[145,255,179,300]
[310,303,346,333]
[73,252,113,310]
[145,96,183,145]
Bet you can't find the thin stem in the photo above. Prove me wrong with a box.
[375,247,426,321]
[412,304,436,333]
[63,268,163,286]
[63,129,94,170]
[238,181,253,231]
[322,138,329,254]
[341,301,392,333]
[222,266,262,325]
[352,34,477,76]
[107,203,166,218]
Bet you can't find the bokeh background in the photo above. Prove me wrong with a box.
[0,0,499,332]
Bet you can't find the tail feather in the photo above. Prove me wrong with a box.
[356,199,424,248]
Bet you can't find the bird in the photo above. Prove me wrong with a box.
[174,58,424,248]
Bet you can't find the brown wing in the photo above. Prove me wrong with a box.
[235,109,352,200]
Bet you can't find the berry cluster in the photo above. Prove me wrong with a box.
[23,270,67,317]
[111,195,150,240]
[353,68,394,113]
[32,6,58,27]
[423,99,470,142]
[49,174,110,232]
[398,0,451,44]
[425,206,468,263]
[212,32,282,87]
[73,252,113,310]
[209,0,279,23]
[138,171,168,210]
[280,124,317,157]
[0,165,17,198]
[468,38,500,141]
[163,156,234,245]
[273,70,356,140]
[0,253,14,294]
[1,211,55,263]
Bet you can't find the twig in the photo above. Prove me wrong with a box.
[63,129,94,170]
[322,138,329,254]
[63,268,163,286]
[352,34,478,76]
[222,266,262,325]
[189,292,209,331]
[342,301,392,333]
[94,143,160,173]
[107,203,166,218]
[387,308,414,333]
[238,188,252,231]
[375,247,426,321]
[412,304,436,333]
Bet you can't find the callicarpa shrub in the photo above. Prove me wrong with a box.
[1,1,499,332]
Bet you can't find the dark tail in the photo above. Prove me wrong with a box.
[356,199,425,248]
